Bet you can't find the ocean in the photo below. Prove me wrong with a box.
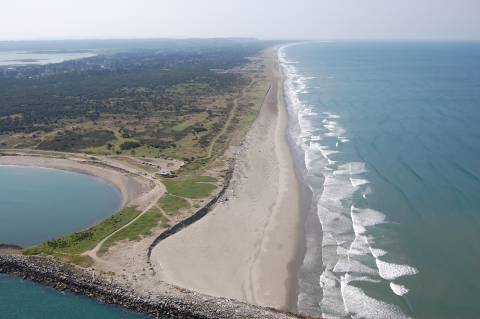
[280,41,480,319]
[0,274,146,318]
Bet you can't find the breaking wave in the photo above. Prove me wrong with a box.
[279,45,418,319]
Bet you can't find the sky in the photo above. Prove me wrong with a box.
[1,0,479,41]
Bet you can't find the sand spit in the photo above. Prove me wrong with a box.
[151,51,303,311]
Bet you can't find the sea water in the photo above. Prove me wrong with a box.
[280,42,480,319]
[0,166,147,318]
[0,274,147,318]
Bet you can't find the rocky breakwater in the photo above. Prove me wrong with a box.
[0,255,308,319]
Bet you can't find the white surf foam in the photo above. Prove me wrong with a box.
[376,259,419,281]
[390,282,410,296]
[280,44,416,318]
[334,162,368,176]
[351,206,387,236]
[341,275,411,319]
[350,178,369,187]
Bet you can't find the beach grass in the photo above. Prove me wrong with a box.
[97,176,217,255]
[163,176,217,199]
[98,207,166,256]
[158,194,190,216]
[60,254,95,268]
[95,175,218,255]
[24,207,141,256]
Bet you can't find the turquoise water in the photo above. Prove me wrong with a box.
[0,165,146,318]
[281,42,480,318]
[0,166,121,247]
[0,274,147,318]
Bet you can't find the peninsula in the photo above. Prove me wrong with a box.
[0,39,306,318]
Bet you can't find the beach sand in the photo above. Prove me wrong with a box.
[150,50,303,311]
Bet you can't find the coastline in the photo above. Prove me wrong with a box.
[0,154,151,209]
[0,46,311,318]
[150,48,304,312]
[278,44,325,316]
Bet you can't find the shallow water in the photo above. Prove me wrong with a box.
[281,41,480,318]
[0,165,122,247]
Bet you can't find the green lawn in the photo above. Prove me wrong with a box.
[158,194,190,216]
[98,207,166,256]
[24,207,141,256]
[189,176,218,183]
[163,176,217,199]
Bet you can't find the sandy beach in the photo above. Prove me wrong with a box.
[151,50,303,311]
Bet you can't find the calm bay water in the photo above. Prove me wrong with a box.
[0,166,121,247]
[281,42,480,318]
[0,165,147,318]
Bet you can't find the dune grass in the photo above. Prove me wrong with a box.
[158,194,190,216]
[162,176,217,199]
[98,207,168,256]
[24,207,141,257]
[59,254,95,268]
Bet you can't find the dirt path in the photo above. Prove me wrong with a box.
[82,183,164,263]
[206,80,256,159]
[82,156,166,263]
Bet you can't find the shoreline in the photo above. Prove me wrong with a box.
[150,48,305,312]
[0,154,150,209]
[278,49,307,312]
[279,43,322,316]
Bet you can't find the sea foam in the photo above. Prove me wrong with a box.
[280,44,417,318]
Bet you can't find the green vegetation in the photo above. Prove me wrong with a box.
[158,194,190,216]
[24,207,141,256]
[60,254,94,268]
[6,39,273,268]
[0,39,274,164]
[190,176,218,183]
[98,207,166,256]
[37,130,115,152]
[93,174,218,254]
[163,176,217,199]
[120,140,142,150]
[94,175,217,255]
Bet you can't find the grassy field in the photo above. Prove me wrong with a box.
[163,176,217,199]
[24,207,141,257]
[158,194,190,216]
[23,174,220,263]
[98,207,168,256]
[94,175,218,255]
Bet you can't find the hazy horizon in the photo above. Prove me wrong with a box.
[1,0,479,42]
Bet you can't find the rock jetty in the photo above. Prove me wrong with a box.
[0,255,307,319]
